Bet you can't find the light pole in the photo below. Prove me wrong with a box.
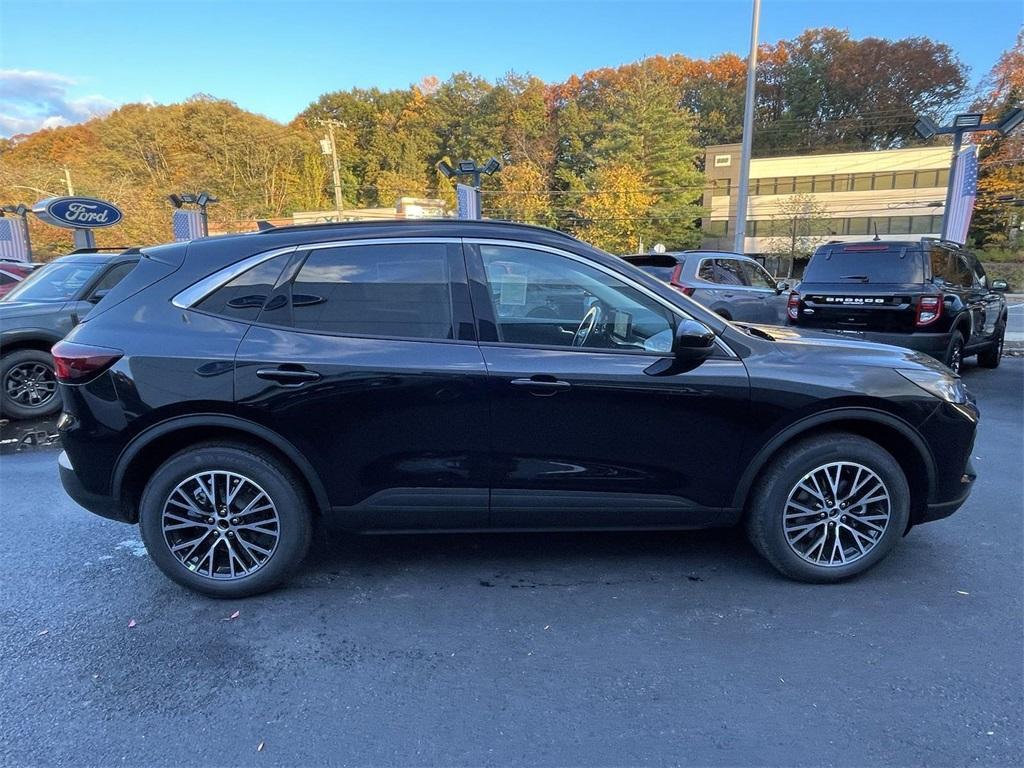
[437,158,501,219]
[914,107,1023,241]
[732,0,761,254]
[168,191,219,237]
[1,203,32,260]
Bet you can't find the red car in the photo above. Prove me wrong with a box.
[0,262,40,299]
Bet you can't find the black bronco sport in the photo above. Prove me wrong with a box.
[788,239,1008,373]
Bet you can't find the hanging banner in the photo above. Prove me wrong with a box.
[0,217,30,262]
[944,146,979,245]
[172,209,205,241]
[456,183,480,220]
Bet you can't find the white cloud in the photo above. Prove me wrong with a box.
[0,69,118,137]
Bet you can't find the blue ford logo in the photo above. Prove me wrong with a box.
[44,197,123,229]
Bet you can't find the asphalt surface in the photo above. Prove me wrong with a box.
[1,360,1022,767]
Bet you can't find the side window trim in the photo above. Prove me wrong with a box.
[463,238,736,359]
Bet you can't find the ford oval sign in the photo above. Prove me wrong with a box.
[41,197,123,229]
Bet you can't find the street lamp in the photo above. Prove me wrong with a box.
[166,191,219,236]
[915,107,1024,240]
[1,203,33,260]
[435,158,501,219]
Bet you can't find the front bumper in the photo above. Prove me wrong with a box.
[919,456,977,524]
[815,329,950,357]
[59,450,131,523]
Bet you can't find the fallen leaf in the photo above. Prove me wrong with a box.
[956,590,970,596]
[37,629,49,636]
[224,610,240,621]
[256,741,265,752]
[127,619,137,629]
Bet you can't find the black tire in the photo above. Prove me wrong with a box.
[138,442,312,598]
[0,349,62,420]
[746,432,910,583]
[944,331,965,375]
[977,321,1005,369]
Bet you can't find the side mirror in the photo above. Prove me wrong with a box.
[645,319,715,376]
[991,279,1009,292]
[775,279,790,294]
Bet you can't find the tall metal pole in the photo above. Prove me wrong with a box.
[939,129,963,241]
[732,0,761,254]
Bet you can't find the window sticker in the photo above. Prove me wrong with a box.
[497,274,528,306]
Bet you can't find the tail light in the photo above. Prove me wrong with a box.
[671,282,695,297]
[787,291,801,321]
[51,341,123,383]
[915,295,943,327]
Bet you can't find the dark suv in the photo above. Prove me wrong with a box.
[56,221,978,597]
[788,239,1008,373]
[0,249,140,419]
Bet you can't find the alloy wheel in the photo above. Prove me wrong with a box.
[161,471,280,580]
[4,362,57,409]
[783,461,891,567]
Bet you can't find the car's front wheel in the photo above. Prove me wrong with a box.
[0,349,62,420]
[138,442,312,598]
[746,433,910,582]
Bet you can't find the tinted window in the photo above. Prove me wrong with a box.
[3,261,101,302]
[481,245,674,354]
[88,261,137,298]
[739,260,777,290]
[930,248,972,287]
[290,244,453,339]
[804,247,925,284]
[624,256,679,283]
[699,258,746,286]
[196,253,291,321]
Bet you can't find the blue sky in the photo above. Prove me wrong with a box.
[0,0,1020,135]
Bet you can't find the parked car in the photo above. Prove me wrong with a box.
[0,249,139,419]
[623,250,789,324]
[56,220,978,597]
[0,261,41,299]
[788,239,1008,373]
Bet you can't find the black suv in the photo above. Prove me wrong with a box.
[56,221,978,597]
[0,249,140,419]
[788,239,1008,373]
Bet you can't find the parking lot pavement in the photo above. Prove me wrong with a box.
[1,360,1021,768]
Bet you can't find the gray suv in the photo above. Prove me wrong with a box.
[0,249,139,419]
[623,251,789,325]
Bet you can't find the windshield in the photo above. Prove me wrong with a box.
[803,247,925,284]
[2,261,101,303]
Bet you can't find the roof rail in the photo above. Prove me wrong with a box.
[69,246,144,255]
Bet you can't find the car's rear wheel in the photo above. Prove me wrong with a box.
[944,331,965,374]
[0,349,61,420]
[977,321,1005,369]
[138,442,312,598]
[746,433,910,582]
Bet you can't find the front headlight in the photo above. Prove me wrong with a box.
[897,368,969,404]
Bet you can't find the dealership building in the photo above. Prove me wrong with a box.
[700,143,953,253]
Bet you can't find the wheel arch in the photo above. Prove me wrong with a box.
[733,408,936,526]
[0,330,62,357]
[112,414,330,522]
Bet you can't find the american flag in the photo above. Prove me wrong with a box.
[0,217,30,262]
[944,145,979,245]
[172,209,205,241]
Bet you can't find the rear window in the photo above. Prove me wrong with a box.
[623,256,681,282]
[803,246,925,284]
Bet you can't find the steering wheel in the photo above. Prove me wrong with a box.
[572,305,604,348]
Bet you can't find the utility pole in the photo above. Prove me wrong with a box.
[319,119,345,218]
[63,166,75,196]
[732,0,761,254]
